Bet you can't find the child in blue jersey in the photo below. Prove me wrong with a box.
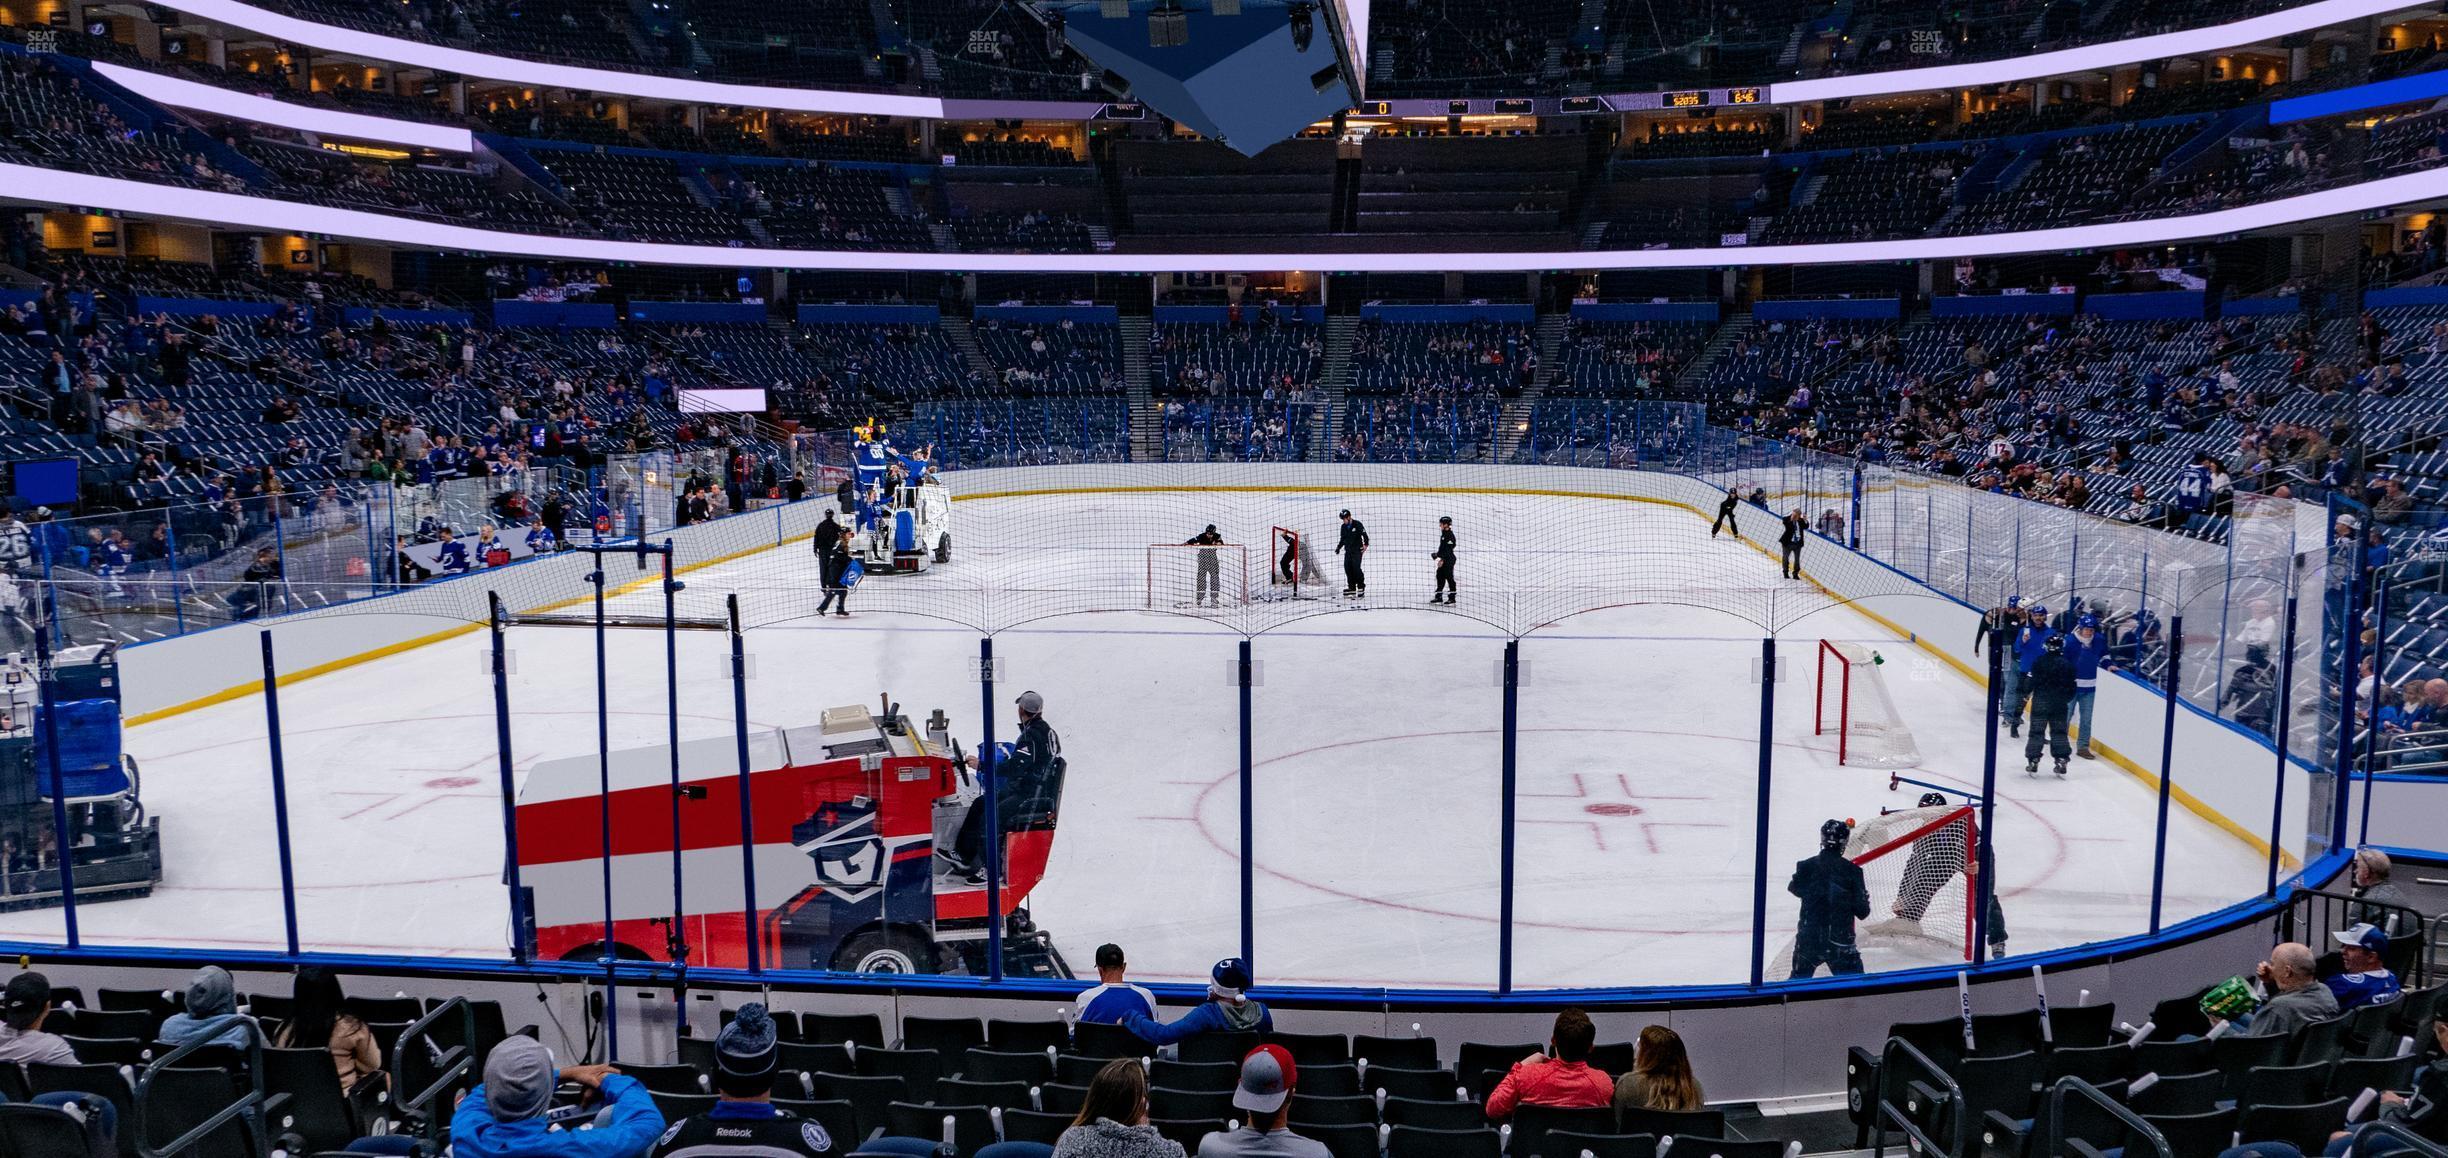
[1074,942,1158,1025]
[525,523,556,555]
[2064,615,2113,759]
[2325,923,2404,1012]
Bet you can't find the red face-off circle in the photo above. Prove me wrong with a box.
[1583,803,1641,817]
[425,776,482,790]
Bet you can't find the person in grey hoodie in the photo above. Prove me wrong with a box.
[157,965,258,1050]
[1119,958,1271,1048]
[1053,1059,1186,1158]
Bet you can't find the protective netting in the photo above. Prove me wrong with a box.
[1853,805,1978,965]
[1815,640,1925,768]
[1144,543,1249,610]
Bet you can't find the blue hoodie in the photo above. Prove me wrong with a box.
[452,1073,663,1158]
[2063,631,2110,690]
[2012,624,2057,675]
[1119,996,1273,1047]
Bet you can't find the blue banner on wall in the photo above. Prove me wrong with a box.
[1569,301,1722,323]
[494,300,619,328]
[1357,303,1537,323]
[2218,296,2305,317]
[2083,291,2206,321]
[1151,305,1329,324]
[797,304,944,325]
[1752,297,1902,321]
[974,304,1119,324]
[1930,293,2076,318]
[134,296,283,318]
[629,301,768,325]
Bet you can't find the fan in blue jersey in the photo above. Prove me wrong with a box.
[524,524,556,555]
[433,527,471,575]
[2173,454,2213,516]
[2323,923,2404,1012]
[1074,943,1158,1025]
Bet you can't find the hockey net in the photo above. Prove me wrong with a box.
[1266,526,1326,598]
[1814,640,1925,768]
[1145,544,1249,609]
[1779,804,1979,975]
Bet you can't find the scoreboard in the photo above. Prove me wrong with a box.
[1652,87,1764,110]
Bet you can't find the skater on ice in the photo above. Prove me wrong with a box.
[1788,819,1871,978]
[1335,509,1368,598]
[2024,633,2077,776]
[1710,488,1742,538]
[1431,515,1457,604]
[1778,508,1807,578]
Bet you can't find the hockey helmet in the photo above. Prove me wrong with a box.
[2044,633,2068,653]
[1918,791,1947,807]
[2077,614,2100,629]
[1820,818,1852,849]
[2027,603,2049,618]
[2006,595,2021,607]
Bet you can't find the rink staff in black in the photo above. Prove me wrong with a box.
[1185,524,1225,607]
[1778,509,1807,579]
[814,516,851,619]
[1278,527,1300,585]
[1432,516,1457,604]
[650,1002,841,1156]
[1711,489,1742,538]
[2024,633,2077,776]
[951,690,1065,885]
[1336,509,1369,598]
[1788,818,1870,978]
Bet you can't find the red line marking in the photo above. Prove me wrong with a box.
[1519,773,1591,800]
[1521,817,1608,853]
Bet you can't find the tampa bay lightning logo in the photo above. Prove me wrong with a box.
[792,798,884,900]
[803,1121,834,1151]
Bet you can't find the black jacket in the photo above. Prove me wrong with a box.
[1434,528,1456,563]
[993,715,1065,824]
[651,1106,839,1156]
[1718,494,1739,517]
[2026,651,2077,713]
[812,517,842,556]
[1337,519,1369,554]
[1974,606,2019,655]
[1778,518,1806,549]
[1789,848,1870,942]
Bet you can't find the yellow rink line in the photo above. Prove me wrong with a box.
[121,537,789,727]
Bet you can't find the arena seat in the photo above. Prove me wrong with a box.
[1364,1065,1464,1102]
[1149,1059,1236,1092]
[1388,1123,1505,1158]
[898,1015,985,1057]
[936,1078,1029,1111]
[1353,1034,1441,1069]
[958,1049,1054,1087]
[984,1018,1070,1055]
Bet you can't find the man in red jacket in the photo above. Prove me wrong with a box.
[1485,1009,1614,1121]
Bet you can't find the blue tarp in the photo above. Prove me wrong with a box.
[1752,297,1902,321]
[797,304,943,324]
[493,300,618,328]
[1569,301,1721,323]
[974,304,1119,323]
[629,301,767,324]
[1357,303,1536,322]
[1930,294,2077,318]
[2084,291,2206,321]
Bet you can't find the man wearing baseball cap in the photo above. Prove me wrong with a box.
[1196,1044,1328,1157]
[2322,923,2403,1012]
[949,690,1064,885]
[1122,957,1273,1048]
[0,971,119,1155]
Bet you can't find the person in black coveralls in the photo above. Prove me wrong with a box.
[1335,509,1369,598]
[1431,516,1457,604]
[1789,818,1871,978]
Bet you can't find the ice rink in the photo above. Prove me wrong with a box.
[15,488,2271,989]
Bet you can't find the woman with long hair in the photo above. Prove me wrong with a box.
[1614,1024,1705,1114]
[272,966,381,1093]
[1053,1057,1184,1158]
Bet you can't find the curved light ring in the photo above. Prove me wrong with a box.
[94,61,474,151]
[165,0,2405,114]
[161,0,947,118]
[1773,0,2405,102]
[10,159,2443,271]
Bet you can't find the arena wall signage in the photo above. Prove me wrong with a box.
[8,159,2441,273]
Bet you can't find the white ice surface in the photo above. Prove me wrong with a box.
[9,493,2268,988]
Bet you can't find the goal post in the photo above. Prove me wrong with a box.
[1815,639,1925,768]
[1145,543,1249,609]
[1266,526,1325,597]
[1849,804,1979,965]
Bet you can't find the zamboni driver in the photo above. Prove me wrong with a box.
[942,690,1064,886]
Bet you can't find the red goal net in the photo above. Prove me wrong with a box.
[1815,639,1925,768]
[1777,804,1979,975]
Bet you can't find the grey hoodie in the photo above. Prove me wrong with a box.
[158,966,256,1050]
[1053,1118,1188,1158]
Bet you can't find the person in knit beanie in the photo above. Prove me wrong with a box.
[650,1004,838,1157]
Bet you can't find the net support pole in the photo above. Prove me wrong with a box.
[489,592,527,964]
[259,630,302,957]
[1498,638,1519,995]
[24,579,73,947]
[1973,634,2003,964]
[2267,595,2301,897]
[659,543,688,1039]
[2357,571,2389,848]
[2333,565,2365,854]
[163,516,185,635]
[1238,637,1255,970]
[1749,636,1776,988]
[727,594,760,975]
[2149,615,2184,934]
[587,548,617,1061]
[980,635,1002,983]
